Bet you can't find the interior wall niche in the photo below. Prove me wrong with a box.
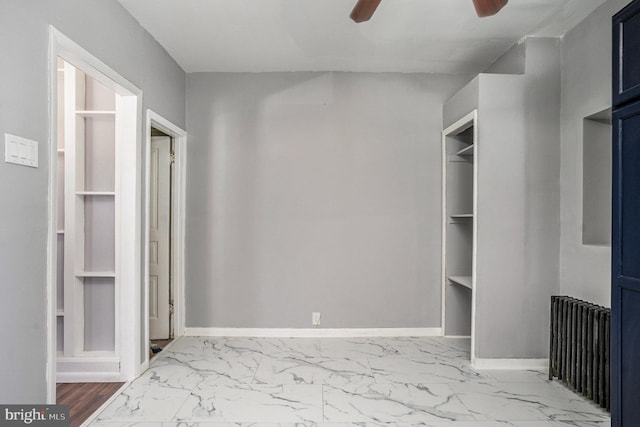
[582,107,612,246]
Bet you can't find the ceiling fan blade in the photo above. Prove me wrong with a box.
[350,0,382,23]
[472,0,508,17]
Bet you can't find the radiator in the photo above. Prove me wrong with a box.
[549,295,610,411]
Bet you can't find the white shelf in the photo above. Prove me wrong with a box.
[56,309,65,317]
[76,271,116,278]
[449,213,473,223]
[76,110,116,116]
[57,148,65,153]
[57,230,64,234]
[76,191,115,196]
[455,144,475,156]
[449,276,473,290]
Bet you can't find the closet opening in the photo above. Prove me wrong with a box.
[143,110,187,368]
[148,126,175,356]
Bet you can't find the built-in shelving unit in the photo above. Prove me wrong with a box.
[75,271,116,278]
[449,213,473,223]
[76,110,116,116]
[455,144,475,156]
[442,111,476,339]
[56,57,119,379]
[76,191,116,196]
[448,276,473,290]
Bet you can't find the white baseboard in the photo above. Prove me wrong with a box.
[472,358,548,371]
[184,327,442,338]
[57,356,121,382]
[56,372,122,383]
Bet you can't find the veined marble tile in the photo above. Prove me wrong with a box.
[172,424,394,427]
[482,370,549,384]
[318,424,396,426]
[319,338,404,360]
[88,423,165,427]
[222,337,321,359]
[369,355,487,385]
[426,337,471,353]
[172,423,317,427]
[173,383,323,423]
[320,337,469,361]
[450,382,610,422]
[165,337,229,356]
[396,421,604,426]
[91,337,607,427]
[409,338,470,359]
[135,362,207,390]
[546,421,611,427]
[323,382,474,423]
[253,355,375,387]
[89,424,317,427]
[153,351,262,385]
[396,421,585,426]
[96,382,191,422]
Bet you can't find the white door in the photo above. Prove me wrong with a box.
[149,136,171,339]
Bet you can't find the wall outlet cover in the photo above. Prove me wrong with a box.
[312,312,321,326]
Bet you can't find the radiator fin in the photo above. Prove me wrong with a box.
[549,295,610,411]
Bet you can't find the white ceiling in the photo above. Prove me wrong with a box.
[118,0,607,74]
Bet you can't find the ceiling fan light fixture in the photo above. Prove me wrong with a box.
[350,0,382,23]
[472,0,509,17]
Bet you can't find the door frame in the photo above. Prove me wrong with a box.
[47,27,142,402]
[142,110,187,372]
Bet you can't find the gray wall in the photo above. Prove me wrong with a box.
[443,38,562,359]
[0,1,185,403]
[483,40,526,75]
[185,72,469,329]
[478,38,562,359]
[559,0,629,307]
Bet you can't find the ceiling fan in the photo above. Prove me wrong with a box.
[350,0,509,23]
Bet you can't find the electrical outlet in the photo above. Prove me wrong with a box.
[312,312,321,326]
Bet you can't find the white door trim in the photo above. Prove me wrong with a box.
[142,110,187,374]
[47,26,143,401]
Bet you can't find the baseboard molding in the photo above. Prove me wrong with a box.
[56,372,122,383]
[472,358,548,371]
[184,327,442,338]
[57,356,121,382]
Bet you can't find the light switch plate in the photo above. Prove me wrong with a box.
[5,133,38,168]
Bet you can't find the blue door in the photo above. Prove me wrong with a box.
[612,3,640,424]
[611,102,640,426]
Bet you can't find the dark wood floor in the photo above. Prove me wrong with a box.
[57,382,124,427]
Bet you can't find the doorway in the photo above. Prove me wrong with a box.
[144,111,187,368]
[148,128,174,351]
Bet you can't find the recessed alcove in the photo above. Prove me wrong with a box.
[582,107,612,246]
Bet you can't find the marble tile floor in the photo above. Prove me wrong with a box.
[88,336,610,427]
